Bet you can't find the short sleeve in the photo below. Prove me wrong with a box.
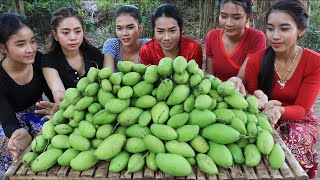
[41,54,59,70]
[33,51,43,68]
[141,38,151,45]
[247,29,266,56]
[88,46,104,69]
[140,43,152,65]
[102,38,120,58]
[245,52,263,94]
[205,30,214,58]
[192,42,203,68]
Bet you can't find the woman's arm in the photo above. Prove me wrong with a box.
[281,62,320,120]
[237,57,249,82]
[103,54,115,72]
[8,128,32,161]
[192,42,203,68]
[0,93,21,138]
[42,67,65,103]
[205,57,214,75]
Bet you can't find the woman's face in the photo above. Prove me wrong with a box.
[154,17,180,53]
[1,26,37,65]
[219,2,248,37]
[53,17,84,52]
[266,11,303,53]
[116,14,142,47]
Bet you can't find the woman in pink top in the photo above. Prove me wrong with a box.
[140,4,203,67]
[205,0,266,82]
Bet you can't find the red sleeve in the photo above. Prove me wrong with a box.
[282,53,320,120]
[140,40,165,65]
[247,29,266,56]
[205,30,214,58]
[192,42,203,68]
[140,43,152,65]
[245,51,264,94]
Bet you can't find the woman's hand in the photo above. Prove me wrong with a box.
[227,76,247,96]
[7,128,32,161]
[253,90,268,109]
[263,100,282,111]
[35,101,59,120]
[263,105,284,128]
[35,96,63,120]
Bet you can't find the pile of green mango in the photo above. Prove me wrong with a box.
[23,56,285,176]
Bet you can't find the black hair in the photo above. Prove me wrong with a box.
[151,4,183,37]
[48,7,91,55]
[219,0,253,15]
[0,13,33,49]
[116,5,142,24]
[258,0,308,97]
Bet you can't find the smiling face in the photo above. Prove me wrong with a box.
[115,14,142,47]
[53,17,84,52]
[154,16,180,54]
[266,11,304,53]
[0,26,37,65]
[219,2,248,38]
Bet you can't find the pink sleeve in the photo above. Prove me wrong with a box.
[205,30,214,58]
[282,57,320,120]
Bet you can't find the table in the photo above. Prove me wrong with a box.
[4,133,309,180]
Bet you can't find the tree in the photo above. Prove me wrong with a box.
[1,0,25,16]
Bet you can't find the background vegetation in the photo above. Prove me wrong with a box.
[0,0,319,52]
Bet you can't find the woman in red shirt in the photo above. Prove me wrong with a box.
[205,0,266,82]
[244,0,320,178]
[140,4,203,67]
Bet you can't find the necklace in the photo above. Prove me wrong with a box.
[274,48,298,89]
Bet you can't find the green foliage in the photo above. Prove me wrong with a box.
[0,0,18,14]
[97,0,161,38]
[300,1,320,52]
[302,27,320,52]
[24,0,83,38]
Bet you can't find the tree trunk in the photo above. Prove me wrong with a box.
[18,0,25,16]
[12,0,18,13]
[303,0,311,25]
[198,0,215,40]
